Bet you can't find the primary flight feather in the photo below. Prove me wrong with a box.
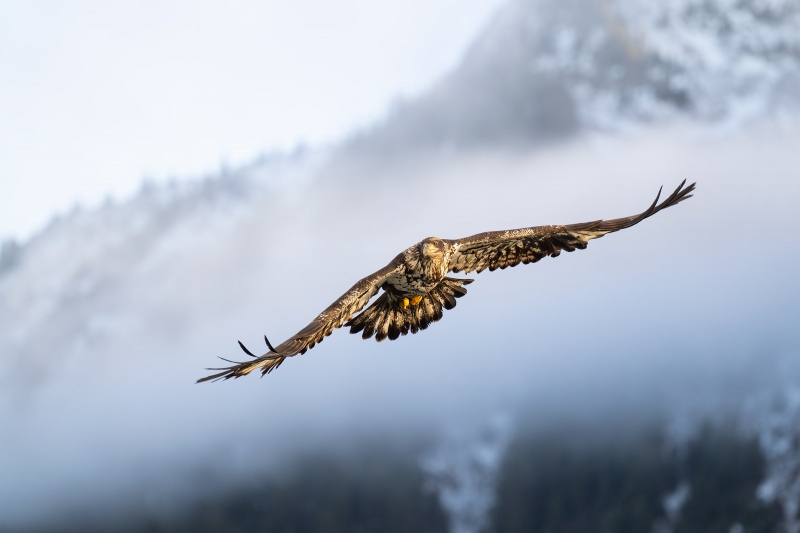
[198,180,695,383]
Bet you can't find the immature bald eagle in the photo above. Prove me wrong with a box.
[198,181,695,383]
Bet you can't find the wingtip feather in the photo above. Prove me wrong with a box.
[237,340,256,358]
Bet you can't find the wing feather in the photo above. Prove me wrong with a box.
[197,256,405,382]
[447,181,695,275]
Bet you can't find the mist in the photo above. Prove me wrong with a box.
[1,126,799,528]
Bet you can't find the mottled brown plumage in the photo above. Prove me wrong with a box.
[198,180,695,383]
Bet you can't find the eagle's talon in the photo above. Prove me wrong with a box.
[401,297,410,309]
[410,295,424,306]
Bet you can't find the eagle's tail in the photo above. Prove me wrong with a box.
[196,337,286,383]
[346,277,474,342]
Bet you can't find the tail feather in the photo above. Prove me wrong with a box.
[345,277,474,342]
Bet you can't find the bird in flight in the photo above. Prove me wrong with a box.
[198,180,695,383]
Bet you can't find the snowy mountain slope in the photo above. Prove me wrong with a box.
[0,152,316,397]
[346,0,800,155]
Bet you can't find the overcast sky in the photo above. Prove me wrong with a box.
[0,0,505,241]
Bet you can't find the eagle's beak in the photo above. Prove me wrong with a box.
[421,243,435,257]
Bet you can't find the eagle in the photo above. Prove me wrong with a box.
[198,180,694,383]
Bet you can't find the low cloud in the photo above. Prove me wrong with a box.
[1,126,799,528]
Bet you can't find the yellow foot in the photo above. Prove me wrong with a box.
[401,297,410,309]
[410,295,424,306]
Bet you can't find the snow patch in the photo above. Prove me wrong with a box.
[420,414,514,533]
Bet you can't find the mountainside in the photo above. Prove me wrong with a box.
[346,0,800,156]
[2,1,800,531]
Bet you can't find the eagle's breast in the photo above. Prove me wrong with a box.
[384,241,449,296]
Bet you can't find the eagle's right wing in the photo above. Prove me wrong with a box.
[197,256,405,382]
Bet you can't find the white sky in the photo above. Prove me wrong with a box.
[0,0,505,241]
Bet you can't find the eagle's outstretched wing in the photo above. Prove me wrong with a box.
[197,257,405,382]
[199,181,694,383]
[447,180,695,274]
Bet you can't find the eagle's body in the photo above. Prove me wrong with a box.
[385,238,450,296]
[198,181,695,383]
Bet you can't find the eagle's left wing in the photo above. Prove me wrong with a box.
[447,181,694,274]
[197,256,405,382]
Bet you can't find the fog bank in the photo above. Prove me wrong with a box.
[1,127,799,528]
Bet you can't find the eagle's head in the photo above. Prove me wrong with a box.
[420,237,446,261]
